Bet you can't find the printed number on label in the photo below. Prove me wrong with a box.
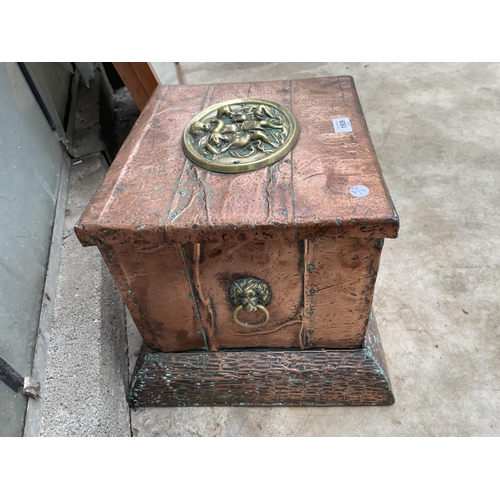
[332,117,353,133]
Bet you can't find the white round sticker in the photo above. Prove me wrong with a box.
[350,185,369,198]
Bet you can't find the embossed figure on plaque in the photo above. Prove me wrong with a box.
[182,98,300,173]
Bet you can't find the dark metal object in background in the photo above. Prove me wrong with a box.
[0,356,40,400]
[17,62,75,139]
[0,356,24,393]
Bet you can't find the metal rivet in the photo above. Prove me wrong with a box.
[309,288,315,294]
[307,264,314,271]
[186,292,193,298]
[308,309,314,315]
[178,270,185,275]
[307,343,314,348]
[307,329,314,334]
[282,210,288,216]
[282,184,290,189]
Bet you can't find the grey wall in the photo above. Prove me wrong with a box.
[0,62,68,436]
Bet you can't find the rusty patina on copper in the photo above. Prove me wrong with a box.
[75,76,399,355]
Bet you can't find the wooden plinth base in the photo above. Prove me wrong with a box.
[129,313,394,407]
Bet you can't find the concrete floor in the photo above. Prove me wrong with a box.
[31,154,130,436]
[34,63,500,436]
[130,62,500,436]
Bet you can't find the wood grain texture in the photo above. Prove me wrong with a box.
[112,62,161,111]
[129,311,394,407]
[75,76,399,248]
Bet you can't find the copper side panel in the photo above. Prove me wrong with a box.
[191,238,304,351]
[99,243,206,352]
[303,237,383,349]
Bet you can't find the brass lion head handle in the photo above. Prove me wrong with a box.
[228,277,271,329]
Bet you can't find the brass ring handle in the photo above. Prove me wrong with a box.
[233,304,270,329]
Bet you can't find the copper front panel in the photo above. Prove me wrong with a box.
[99,236,382,353]
[190,238,304,351]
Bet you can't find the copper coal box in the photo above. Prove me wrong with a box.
[75,76,399,406]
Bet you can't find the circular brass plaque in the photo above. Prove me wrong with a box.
[182,98,300,174]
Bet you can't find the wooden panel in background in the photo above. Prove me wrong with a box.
[112,62,161,111]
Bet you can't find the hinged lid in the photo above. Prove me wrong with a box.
[75,76,399,247]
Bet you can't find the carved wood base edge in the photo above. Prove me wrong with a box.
[129,312,394,407]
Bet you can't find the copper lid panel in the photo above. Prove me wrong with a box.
[75,77,398,247]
